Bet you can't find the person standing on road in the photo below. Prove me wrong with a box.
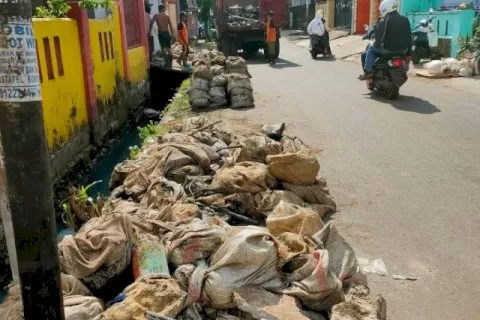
[262,11,277,65]
[150,3,176,69]
[177,11,189,68]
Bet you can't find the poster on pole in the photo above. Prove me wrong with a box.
[0,21,42,102]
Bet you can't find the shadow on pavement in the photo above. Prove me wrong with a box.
[369,94,441,114]
[313,56,337,62]
[269,58,302,69]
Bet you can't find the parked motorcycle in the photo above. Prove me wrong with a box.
[310,34,331,59]
[361,26,408,100]
[411,15,442,64]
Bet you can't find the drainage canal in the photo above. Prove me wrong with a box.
[0,66,189,301]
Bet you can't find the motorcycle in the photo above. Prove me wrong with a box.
[361,25,408,100]
[309,34,332,59]
[411,15,442,64]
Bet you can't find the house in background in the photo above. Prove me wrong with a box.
[290,0,316,29]
[314,0,478,58]
[400,0,478,57]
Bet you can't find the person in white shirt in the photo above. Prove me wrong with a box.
[307,10,331,56]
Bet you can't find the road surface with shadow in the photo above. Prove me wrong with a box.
[215,38,480,320]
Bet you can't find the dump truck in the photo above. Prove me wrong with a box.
[215,0,287,58]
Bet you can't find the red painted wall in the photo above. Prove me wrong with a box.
[356,0,370,34]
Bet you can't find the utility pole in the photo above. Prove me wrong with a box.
[0,0,64,318]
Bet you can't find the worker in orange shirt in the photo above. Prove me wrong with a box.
[262,11,277,65]
[177,11,189,68]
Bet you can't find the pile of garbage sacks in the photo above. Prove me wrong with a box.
[0,116,386,320]
[424,57,479,77]
[226,5,260,28]
[188,50,254,110]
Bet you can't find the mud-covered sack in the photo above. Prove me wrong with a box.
[227,74,253,92]
[164,218,226,267]
[232,135,282,163]
[266,200,324,237]
[225,56,248,71]
[192,64,213,79]
[123,144,210,197]
[230,95,254,109]
[331,286,386,320]
[159,132,196,145]
[188,226,284,309]
[211,161,277,194]
[167,164,205,184]
[210,98,228,108]
[140,178,188,211]
[210,74,228,87]
[191,99,211,109]
[191,77,210,91]
[280,136,306,153]
[230,87,253,97]
[100,279,186,320]
[211,65,225,76]
[280,251,344,311]
[224,190,305,219]
[182,116,211,132]
[188,88,210,102]
[281,222,363,311]
[209,86,227,98]
[58,214,134,290]
[282,180,336,211]
[276,232,317,266]
[266,149,320,185]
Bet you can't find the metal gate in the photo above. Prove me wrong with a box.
[334,0,353,29]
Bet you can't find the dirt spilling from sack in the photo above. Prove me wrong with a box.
[0,115,385,320]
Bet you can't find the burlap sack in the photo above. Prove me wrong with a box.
[266,149,320,185]
[211,162,277,194]
[100,279,186,319]
[230,95,254,109]
[224,190,305,219]
[58,214,134,290]
[188,226,284,309]
[231,135,282,164]
[122,144,210,197]
[266,201,324,237]
[282,181,336,211]
[191,77,210,91]
[164,219,226,267]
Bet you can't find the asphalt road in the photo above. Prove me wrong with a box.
[233,39,480,319]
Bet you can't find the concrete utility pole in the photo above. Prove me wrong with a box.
[0,0,64,318]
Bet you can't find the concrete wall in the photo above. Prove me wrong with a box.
[27,0,149,179]
[406,9,476,57]
[33,19,89,152]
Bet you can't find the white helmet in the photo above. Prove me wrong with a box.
[379,0,398,17]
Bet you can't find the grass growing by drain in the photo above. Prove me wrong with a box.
[129,79,191,159]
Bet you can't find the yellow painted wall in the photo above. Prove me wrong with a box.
[88,4,124,101]
[128,46,147,82]
[33,18,88,151]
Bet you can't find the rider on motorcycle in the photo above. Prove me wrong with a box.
[359,0,412,82]
[307,10,330,56]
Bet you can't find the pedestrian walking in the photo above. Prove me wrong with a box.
[177,11,189,68]
[262,11,277,65]
[145,1,153,62]
[150,3,176,69]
